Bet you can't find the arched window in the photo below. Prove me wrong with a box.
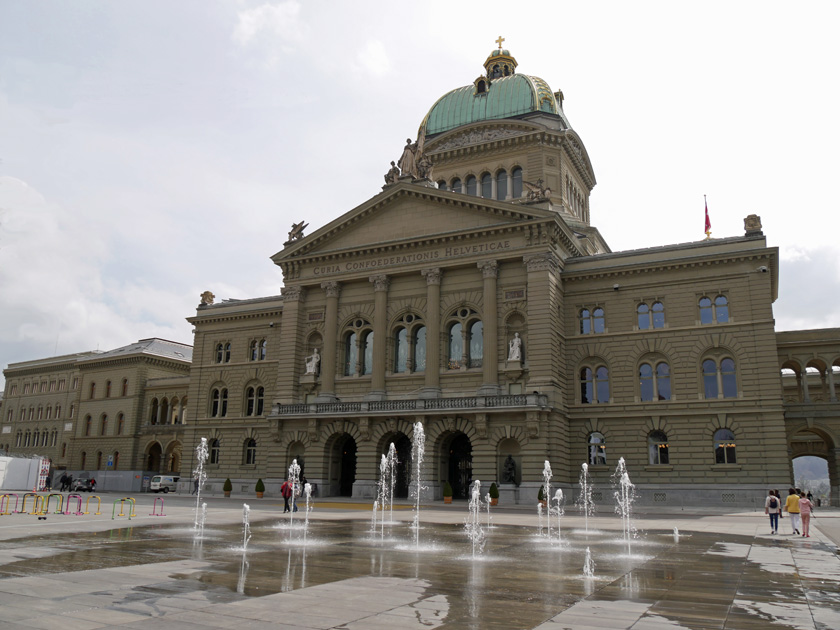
[345,332,358,376]
[588,432,607,465]
[700,295,729,324]
[496,170,507,200]
[89,382,96,399]
[100,414,108,435]
[249,340,258,361]
[33,430,39,447]
[211,388,228,417]
[105,380,112,398]
[149,398,158,424]
[640,362,671,401]
[580,307,605,334]
[476,80,486,93]
[56,405,62,418]
[714,296,729,323]
[580,366,610,403]
[714,428,736,464]
[113,451,120,470]
[215,343,224,363]
[259,339,267,360]
[652,302,665,328]
[648,430,669,465]
[414,326,426,372]
[437,180,447,190]
[61,442,66,458]
[511,167,523,198]
[42,432,48,447]
[246,386,265,416]
[121,378,128,396]
[362,331,374,375]
[481,172,492,198]
[703,358,737,399]
[394,328,408,373]
[117,413,125,435]
[451,178,462,194]
[637,303,650,330]
[15,432,21,448]
[46,406,52,420]
[469,320,483,368]
[224,343,231,363]
[209,439,220,465]
[50,431,57,447]
[465,175,477,196]
[449,322,463,368]
[244,439,257,465]
[37,406,43,420]
[84,416,92,436]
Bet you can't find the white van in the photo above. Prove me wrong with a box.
[150,475,180,493]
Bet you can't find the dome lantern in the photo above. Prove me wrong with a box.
[483,36,518,79]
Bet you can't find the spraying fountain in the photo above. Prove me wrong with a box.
[387,442,397,525]
[193,438,209,537]
[410,421,426,548]
[583,546,595,578]
[465,480,485,558]
[288,459,301,540]
[612,457,636,555]
[241,503,251,551]
[302,483,313,546]
[577,462,595,533]
[541,461,553,540]
[673,527,680,543]
[552,489,564,545]
[484,492,492,531]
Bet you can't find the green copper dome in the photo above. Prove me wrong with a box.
[423,73,560,136]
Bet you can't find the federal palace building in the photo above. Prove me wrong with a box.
[3,45,839,506]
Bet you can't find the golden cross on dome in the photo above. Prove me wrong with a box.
[496,36,505,49]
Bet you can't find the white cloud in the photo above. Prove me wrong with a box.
[232,1,307,54]
[355,40,391,77]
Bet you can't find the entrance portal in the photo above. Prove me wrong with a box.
[394,434,411,499]
[147,442,163,472]
[338,435,357,497]
[447,433,473,500]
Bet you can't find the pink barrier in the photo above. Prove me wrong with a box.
[64,494,83,516]
[150,497,166,516]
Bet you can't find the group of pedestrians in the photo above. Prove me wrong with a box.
[765,488,815,537]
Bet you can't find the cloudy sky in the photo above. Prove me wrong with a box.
[1,1,839,386]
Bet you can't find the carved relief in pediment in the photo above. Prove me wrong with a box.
[429,127,529,153]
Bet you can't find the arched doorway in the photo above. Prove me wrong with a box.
[331,434,357,497]
[445,433,473,500]
[380,433,412,499]
[790,428,837,505]
[147,442,163,472]
[165,441,182,474]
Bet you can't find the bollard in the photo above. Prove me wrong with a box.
[27,495,44,515]
[5,493,21,514]
[150,497,166,517]
[124,497,137,518]
[112,498,134,520]
[84,495,102,515]
[0,494,9,515]
[21,492,39,514]
[42,493,65,515]
[64,494,83,516]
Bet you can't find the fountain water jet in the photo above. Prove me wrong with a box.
[583,547,595,578]
[370,500,379,536]
[485,492,492,531]
[377,454,388,539]
[387,442,397,525]
[287,459,301,540]
[673,526,680,543]
[302,483,312,546]
[465,480,485,558]
[242,503,251,551]
[537,503,544,537]
[541,461,553,540]
[552,489,565,545]
[576,462,595,533]
[193,437,209,537]
[611,457,636,555]
[410,421,426,548]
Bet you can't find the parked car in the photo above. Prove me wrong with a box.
[150,475,180,493]
[72,478,96,492]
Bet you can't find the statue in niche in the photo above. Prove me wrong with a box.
[384,161,400,185]
[508,332,522,361]
[502,455,517,483]
[398,138,419,179]
[305,348,321,375]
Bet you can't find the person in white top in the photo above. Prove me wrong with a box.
[764,489,781,534]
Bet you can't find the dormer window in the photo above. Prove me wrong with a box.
[474,78,487,95]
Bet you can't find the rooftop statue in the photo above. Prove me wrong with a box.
[287,221,309,243]
[384,161,400,185]
[199,291,215,306]
[398,138,419,179]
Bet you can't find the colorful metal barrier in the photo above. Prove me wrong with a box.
[42,493,65,515]
[84,495,102,515]
[64,494,83,516]
[111,497,136,520]
[24,494,44,515]
[0,493,21,514]
[150,497,166,516]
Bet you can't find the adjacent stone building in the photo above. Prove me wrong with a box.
[2,45,838,504]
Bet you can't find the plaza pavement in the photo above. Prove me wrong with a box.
[0,492,837,629]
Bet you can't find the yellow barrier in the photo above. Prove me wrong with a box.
[84,495,102,515]
[26,494,44,515]
[42,493,65,515]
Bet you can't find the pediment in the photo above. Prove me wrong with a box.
[273,182,554,264]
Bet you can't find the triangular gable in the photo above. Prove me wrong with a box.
[273,182,555,264]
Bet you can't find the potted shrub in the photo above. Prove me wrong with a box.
[538,485,547,508]
[255,478,265,499]
[489,482,499,506]
[443,481,453,504]
[223,478,232,498]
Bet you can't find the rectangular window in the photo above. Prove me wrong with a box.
[72,378,79,390]
[49,381,56,392]
[69,404,75,419]
[10,384,17,395]
[58,379,66,391]
[23,384,30,395]
[40,382,47,392]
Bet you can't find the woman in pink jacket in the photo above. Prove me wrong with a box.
[799,492,814,537]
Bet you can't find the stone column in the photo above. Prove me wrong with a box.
[316,281,341,402]
[368,274,390,400]
[420,268,442,399]
[828,366,837,402]
[800,369,811,403]
[477,260,500,396]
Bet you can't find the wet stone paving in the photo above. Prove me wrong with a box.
[0,508,838,629]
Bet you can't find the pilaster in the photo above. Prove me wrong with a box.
[316,281,340,402]
[420,268,442,399]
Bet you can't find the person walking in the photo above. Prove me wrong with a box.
[765,489,781,534]
[59,472,68,492]
[784,487,801,535]
[280,479,293,513]
[799,492,814,537]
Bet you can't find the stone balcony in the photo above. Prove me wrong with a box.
[271,393,549,418]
